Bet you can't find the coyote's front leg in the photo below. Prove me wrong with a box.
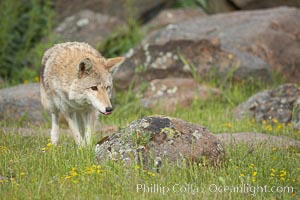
[82,110,97,146]
[64,112,83,145]
[50,112,60,145]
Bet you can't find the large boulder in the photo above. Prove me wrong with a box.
[115,38,270,89]
[95,116,225,169]
[139,78,221,112]
[0,83,45,125]
[234,84,300,129]
[115,7,300,87]
[149,7,300,83]
[54,10,125,47]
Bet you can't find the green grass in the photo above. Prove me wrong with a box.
[0,82,299,199]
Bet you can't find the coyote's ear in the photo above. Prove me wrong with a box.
[77,58,93,78]
[106,57,125,74]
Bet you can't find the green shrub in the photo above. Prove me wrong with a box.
[0,0,54,83]
[98,19,142,58]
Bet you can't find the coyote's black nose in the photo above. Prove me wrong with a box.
[105,107,113,112]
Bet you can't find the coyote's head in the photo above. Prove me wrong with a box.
[69,56,125,115]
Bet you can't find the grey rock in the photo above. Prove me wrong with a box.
[54,10,125,47]
[95,116,225,169]
[234,84,300,128]
[142,7,300,84]
[0,83,45,125]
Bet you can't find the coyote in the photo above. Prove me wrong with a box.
[40,42,124,146]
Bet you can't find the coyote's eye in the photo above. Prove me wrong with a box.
[91,86,98,91]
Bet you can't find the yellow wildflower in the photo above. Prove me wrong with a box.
[70,171,78,177]
[65,175,71,179]
[266,125,272,131]
[271,118,278,123]
[252,171,257,177]
[34,76,40,82]
[279,170,287,177]
[249,163,255,169]
[276,124,283,130]
[239,173,245,177]
[150,173,155,177]
[223,123,232,129]
[271,168,276,173]
[135,165,141,170]
[71,167,77,171]
[47,143,53,147]
[270,173,275,177]
[23,80,28,84]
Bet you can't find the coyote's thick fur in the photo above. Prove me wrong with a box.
[40,42,124,146]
